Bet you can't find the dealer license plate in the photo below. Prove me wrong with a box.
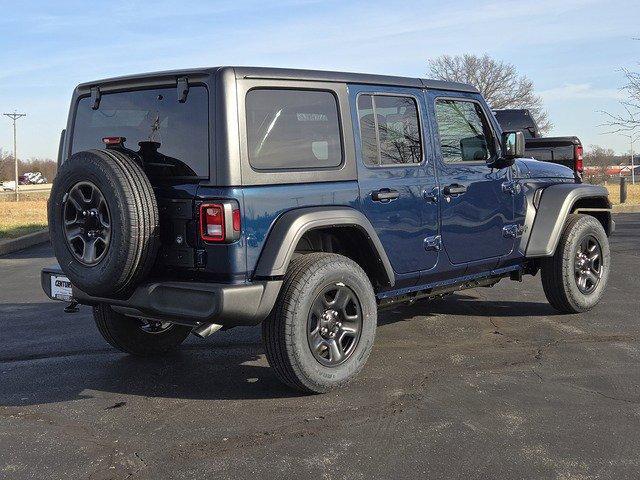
[50,275,73,301]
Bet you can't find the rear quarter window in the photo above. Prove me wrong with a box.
[245,89,343,170]
[71,86,209,179]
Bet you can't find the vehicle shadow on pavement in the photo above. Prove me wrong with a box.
[0,303,305,406]
[378,293,560,326]
[1,294,559,407]
[0,345,303,406]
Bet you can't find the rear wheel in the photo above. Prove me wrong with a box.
[262,253,377,393]
[541,214,610,313]
[93,304,191,356]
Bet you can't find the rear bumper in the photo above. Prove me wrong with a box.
[41,266,282,327]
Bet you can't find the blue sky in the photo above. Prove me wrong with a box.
[0,0,638,159]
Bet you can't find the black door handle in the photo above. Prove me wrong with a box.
[443,183,467,196]
[371,188,400,202]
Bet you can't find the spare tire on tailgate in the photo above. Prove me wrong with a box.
[48,149,160,297]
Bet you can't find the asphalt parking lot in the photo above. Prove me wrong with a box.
[1,214,639,479]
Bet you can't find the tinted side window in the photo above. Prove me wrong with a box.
[435,99,496,163]
[72,86,209,178]
[357,94,422,166]
[246,89,342,170]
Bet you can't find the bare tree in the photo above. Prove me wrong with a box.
[428,53,552,134]
[583,145,616,184]
[601,66,640,134]
[0,148,10,181]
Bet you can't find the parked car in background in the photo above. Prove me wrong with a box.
[494,109,583,177]
[1,180,16,191]
[18,172,47,185]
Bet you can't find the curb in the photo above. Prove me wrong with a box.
[612,205,640,213]
[0,230,50,256]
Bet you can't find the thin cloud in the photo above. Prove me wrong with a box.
[540,84,626,101]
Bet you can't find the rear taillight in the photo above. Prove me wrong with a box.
[199,202,241,243]
[574,145,584,173]
[102,136,126,148]
[232,208,241,232]
[200,204,225,242]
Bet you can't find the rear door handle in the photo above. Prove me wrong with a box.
[371,188,400,202]
[443,183,467,196]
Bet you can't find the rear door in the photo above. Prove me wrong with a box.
[426,91,515,266]
[350,85,439,277]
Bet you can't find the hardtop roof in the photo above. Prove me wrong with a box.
[77,66,479,94]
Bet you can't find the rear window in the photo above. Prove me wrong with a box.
[71,86,209,178]
[245,89,343,170]
[357,94,422,166]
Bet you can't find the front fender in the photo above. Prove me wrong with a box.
[525,184,610,257]
[253,206,395,286]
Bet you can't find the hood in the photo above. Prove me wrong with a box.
[516,158,575,180]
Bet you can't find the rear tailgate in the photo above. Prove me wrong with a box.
[68,79,212,275]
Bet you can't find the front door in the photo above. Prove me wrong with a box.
[427,92,515,265]
[351,86,439,276]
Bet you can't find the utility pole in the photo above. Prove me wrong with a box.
[3,111,26,201]
[621,133,638,185]
[632,137,636,186]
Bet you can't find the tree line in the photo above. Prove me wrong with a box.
[0,149,57,182]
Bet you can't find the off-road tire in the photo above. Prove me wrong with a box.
[93,304,191,356]
[262,252,377,393]
[541,214,610,313]
[49,149,159,297]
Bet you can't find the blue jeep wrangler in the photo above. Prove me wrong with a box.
[42,67,613,393]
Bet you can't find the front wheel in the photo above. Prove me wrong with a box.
[541,214,610,313]
[93,304,191,356]
[262,253,377,393]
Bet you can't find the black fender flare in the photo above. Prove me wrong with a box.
[525,183,611,257]
[253,206,395,286]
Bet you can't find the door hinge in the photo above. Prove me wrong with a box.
[424,235,442,251]
[177,77,189,103]
[501,181,521,195]
[422,186,439,204]
[502,224,523,238]
[90,86,101,110]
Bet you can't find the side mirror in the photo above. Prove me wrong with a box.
[487,131,524,169]
[502,130,525,159]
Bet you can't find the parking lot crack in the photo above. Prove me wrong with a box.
[489,318,503,335]
[567,384,640,405]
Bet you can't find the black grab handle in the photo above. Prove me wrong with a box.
[443,183,467,196]
[371,189,400,202]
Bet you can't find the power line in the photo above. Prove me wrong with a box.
[3,111,27,201]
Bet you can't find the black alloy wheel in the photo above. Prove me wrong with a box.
[573,234,603,295]
[63,181,111,265]
[307,283,363,367]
